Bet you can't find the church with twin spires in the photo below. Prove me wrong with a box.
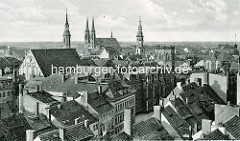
[83,17,121,59]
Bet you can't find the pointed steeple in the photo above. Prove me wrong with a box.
[136,16,144,56]
[90,16,96,46]
[63,8,71,48]
[66,8,68,23]
[110,30,113,38]
[84,17,90,44]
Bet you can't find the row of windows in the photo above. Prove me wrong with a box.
[115,98,135,113]
[115,113,124,125]
[0,81,13,89]
[0,91,13,97]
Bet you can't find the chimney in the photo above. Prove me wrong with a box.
[124,108,132,136]
[202,119,212,135]
[98,85,102,94]
[26,130,35,141]
[194,123,198,134]
[62,74,65,82]
[84,119,89,128]
[227,101,231,106]
[185,97,189,104]
[189,125,192,139]
[35,102,39,116]
[36,85,40,92]
[153,105,164,121]
[176,82,182,90]
[59,128,66,141]
[75,74,78,84]
[19,84,24,113]
[159,99,164,106]
[58,104,62,109]
[75,117,79,125]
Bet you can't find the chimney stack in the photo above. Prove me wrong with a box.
[84,119,89,128]
[59,128,66,141]
[75,117,79,125]
[227,101,231,106]
[19,84,24,113]
[75,74,78,84]
[98,85,102,94]
[35,102,39,116]
[26,130,35,141]
[62,73,65,83]
[124,108,132,136]
[186,97,189,104]
[194,123,198,134]
[202,119,212,135]
[176,82,182,90]
[153,105,164,121]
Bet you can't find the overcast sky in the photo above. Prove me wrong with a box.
[0,0,239,42]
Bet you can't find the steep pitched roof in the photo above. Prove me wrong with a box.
[0,113,32,141]
[50,100,98,126]
[26,91,59,104]
[162,106,190,139]
[199,129,230,140]
[224,115,240,139]
[109,131,132,141]
[38,124,94,141]
[95,38,121,53]
[31,48,81,76]
[88,92,114,114]
[0,57,21,69]
[133,117,173,140]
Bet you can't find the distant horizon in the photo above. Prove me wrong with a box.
[0,0,239,42]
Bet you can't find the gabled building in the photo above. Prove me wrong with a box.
[18,48,81,80]
[83,17,121,59]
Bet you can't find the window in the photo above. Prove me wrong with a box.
[8,91,10,96]
[3,92,5,97]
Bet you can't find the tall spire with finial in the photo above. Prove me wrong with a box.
[63,8,71,48]
[136,16,145,56]
[90,16,96,46]
[84,17,90,44]
[110,30,113,38]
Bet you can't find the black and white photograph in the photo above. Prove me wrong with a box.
[0,0,240,140]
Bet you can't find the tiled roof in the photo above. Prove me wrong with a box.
[0,57,21,69]
[0,113,32,141]
[105,80,136,101]
[95,38,121,53]
[50,100,98,126]
[109,131,132,141]
[162,106,189,139]
[179,83,224,119]
[38,124,94,141]
[31,48,81,76]
[133,117,173,140]
[88,91,114,114]
[0,102,12,118]
[199,129,230,140]
[26,91,59,104]
[224,115,240,139]
[171,98,201,128]
[93,59,116,67]
[42,75,98,97]
[26,114,56,137]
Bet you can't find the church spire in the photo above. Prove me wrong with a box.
[135,16,144,56]
[90,16,96,46]
[63,8,71,48]
[84,17,90,44]
[110,30,113,38]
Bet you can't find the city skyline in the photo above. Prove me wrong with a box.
[0,0,239,42]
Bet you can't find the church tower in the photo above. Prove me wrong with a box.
[90,17,96,47]
[63,9,71,48]
[135,17,145,56]
[84,17,90,44]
